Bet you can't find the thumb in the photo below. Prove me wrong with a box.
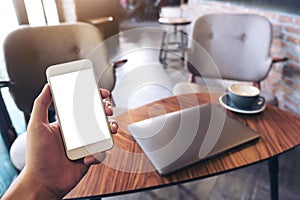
[83,152,106,167]
[30,84,53,123]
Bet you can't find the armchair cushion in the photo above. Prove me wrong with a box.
[9,132,26,171]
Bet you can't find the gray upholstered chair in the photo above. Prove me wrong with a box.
[2,22,116,170]
[173,13,287,106]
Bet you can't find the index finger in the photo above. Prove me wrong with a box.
[100,89,110,99]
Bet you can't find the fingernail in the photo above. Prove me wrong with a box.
[112,121,118,127]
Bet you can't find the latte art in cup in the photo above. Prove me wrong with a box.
[228,84,260,109]
[229,84,260,97]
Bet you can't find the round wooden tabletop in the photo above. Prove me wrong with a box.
[65,93,300,199]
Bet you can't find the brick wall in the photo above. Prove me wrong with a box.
[187,0,300,115]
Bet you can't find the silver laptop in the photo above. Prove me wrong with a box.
[128,104,260,175]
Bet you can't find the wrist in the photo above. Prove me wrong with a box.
[2,169,60,200]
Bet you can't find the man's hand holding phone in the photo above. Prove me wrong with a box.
[2,84,118,200]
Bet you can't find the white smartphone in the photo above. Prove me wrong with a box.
[46,59,113,160]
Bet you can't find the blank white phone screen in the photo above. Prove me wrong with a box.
[49,68,110,150]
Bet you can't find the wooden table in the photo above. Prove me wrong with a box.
[65,93,300,200]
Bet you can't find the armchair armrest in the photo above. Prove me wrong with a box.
[0,80,13,88]
[272,57,288,64]
[112,59,128,69]
[85,16,114,26]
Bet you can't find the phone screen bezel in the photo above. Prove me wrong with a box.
[46,59,113,160]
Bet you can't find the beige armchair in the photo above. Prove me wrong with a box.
[2,22,121,170]
[173,13,287,106]
[3,22,115,124]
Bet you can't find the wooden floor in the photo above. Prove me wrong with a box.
[104,146,300,200]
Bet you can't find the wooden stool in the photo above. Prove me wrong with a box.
[158,17,191,64]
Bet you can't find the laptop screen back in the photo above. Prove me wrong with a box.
[128,104,259,175]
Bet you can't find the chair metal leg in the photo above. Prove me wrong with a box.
[0,90,17,150]
[159,27,188,64]
[268,156,279,200]
[180,30,185,61]
[159,31,167,64]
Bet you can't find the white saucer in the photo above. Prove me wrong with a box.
[219,93,266,114]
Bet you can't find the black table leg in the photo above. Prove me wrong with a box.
[268,156,279,200]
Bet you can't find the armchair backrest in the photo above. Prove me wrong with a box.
[4,22,114,115]
[188,13,272,83]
